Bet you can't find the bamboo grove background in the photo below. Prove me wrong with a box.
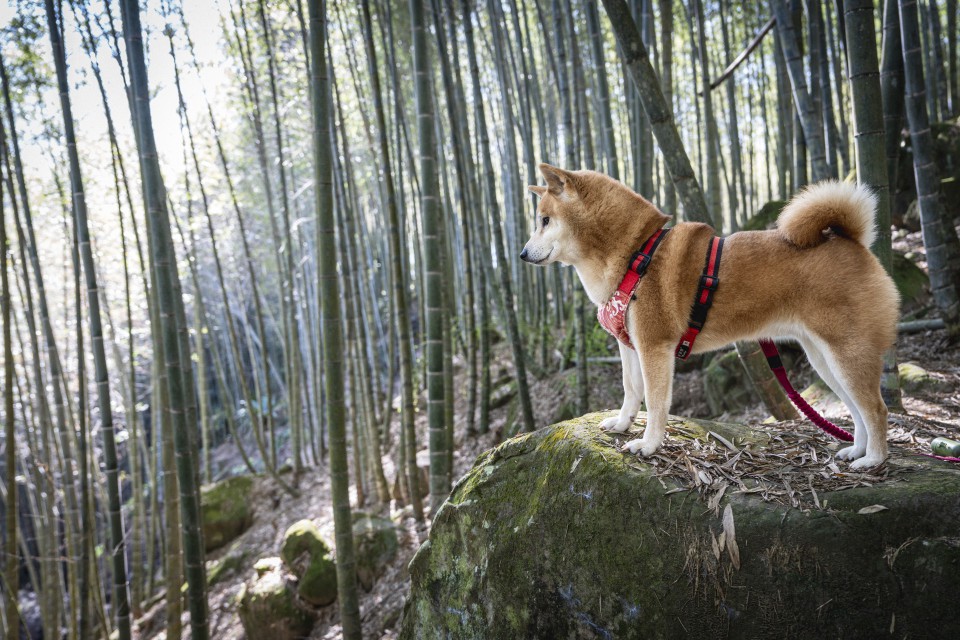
[1,0,960,638]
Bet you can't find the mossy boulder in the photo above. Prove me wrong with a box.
[201,474,254,552]
[742,200,787,231]
[206,542,249,587]
[490,379,517,410]
[401,413,960,638]
[891,251,929,309]
[237,557,316,640]
[353,513,399,591]
[702,350,758,415]
[898,362,952,394]
[280,519,338,607]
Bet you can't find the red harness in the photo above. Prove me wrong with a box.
[597,230,856,444]
[596,228,670,349]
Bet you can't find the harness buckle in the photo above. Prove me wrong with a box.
[699,274,719,291]
[629,250,652,276]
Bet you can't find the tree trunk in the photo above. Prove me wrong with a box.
[307,1,363,636]
[587,0,619,179]
[411,0,450,511]
[1,125,19,640]
[898,0,960,339]
[771,0,832,182]
[842,0,904,410]
[464,0,536,434]
[360,0,425,519]
[694,0,722,228]
[118,1,209,636]
[44,3,132,636]
[601,0,712,224]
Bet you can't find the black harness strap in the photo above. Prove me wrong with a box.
[675,237,725,360]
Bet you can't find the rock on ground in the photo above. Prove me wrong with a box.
[401,413,960,639]
[280,519,338,607]
[237,557,317,640]
[353,513,400,591]
[201,475,255,552]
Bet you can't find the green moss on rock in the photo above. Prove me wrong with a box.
[206,542,249,587]
[703,349,758,415]
[401,412,960,638]
[353,513,399,591]
[201,475,254,552]
[891,251,929,308]
[899,362,952,393]
[237,558,316,640]
[280,520,337,607]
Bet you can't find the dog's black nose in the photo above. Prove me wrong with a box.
[520,248,529,261]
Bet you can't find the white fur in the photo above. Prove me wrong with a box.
[600,342,645,433]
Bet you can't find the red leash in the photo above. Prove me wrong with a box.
[759,341,960,460]
[757,340,854,442]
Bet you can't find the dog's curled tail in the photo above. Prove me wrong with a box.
[777,181,878,249]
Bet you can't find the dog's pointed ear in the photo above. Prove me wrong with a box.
[538,163,576,197]
[528,185,547,198]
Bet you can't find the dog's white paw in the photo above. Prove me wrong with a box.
[849,456,885,471]
[623,437,661,457]
[836,445,866,461]
[600,415,633,433]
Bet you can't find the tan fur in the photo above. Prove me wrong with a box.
[522,164,900,469]
[777,181,878,249]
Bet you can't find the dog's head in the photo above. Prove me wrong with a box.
[520,163,591,267]
[521,163,665,269]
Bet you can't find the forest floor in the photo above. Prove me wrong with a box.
[135,227,960,640]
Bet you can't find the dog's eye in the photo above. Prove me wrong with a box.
[542,217,550,228]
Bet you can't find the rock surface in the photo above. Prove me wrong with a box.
[353,513,399,591]
[401,413,960,639]
[898,361,952,393]
[206,541,250,587]
[702,350,758,415]
[280,519,338,607]
[201,475,254,552]
[237,557,317,640]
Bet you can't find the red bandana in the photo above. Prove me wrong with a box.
[596,228,669,350]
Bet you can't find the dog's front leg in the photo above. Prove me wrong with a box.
[623,346,675,457]
[600,342,645,433]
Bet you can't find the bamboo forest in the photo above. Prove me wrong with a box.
[1,0,959,638]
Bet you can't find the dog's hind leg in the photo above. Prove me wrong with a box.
[601,342,645,433]
[799,337,869,459]
[623,345,674,457]
[802,336,888,469]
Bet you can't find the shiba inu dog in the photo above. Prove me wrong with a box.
[521,164,899,470]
